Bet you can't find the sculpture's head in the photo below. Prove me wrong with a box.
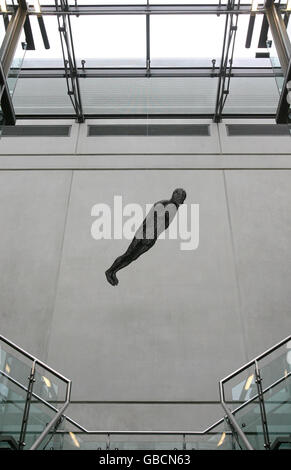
[171,188,187,205]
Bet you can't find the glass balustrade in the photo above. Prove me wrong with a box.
[0,336,71,450]
[1,334,291,450]
[221,337,291,451]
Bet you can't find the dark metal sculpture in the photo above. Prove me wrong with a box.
[105,188,186,286]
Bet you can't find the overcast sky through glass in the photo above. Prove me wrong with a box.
[17,1,272,68]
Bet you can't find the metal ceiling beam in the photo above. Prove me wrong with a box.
[24,4,256,16]
[265,0,291,123]
[0,5,27,125]
[15,113,277,121]
[17,67,279,79]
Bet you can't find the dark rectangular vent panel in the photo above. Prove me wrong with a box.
[88,124,210,137]
[226,124,290,137]
[2,125,71,137]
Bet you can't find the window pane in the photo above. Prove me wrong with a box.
[22,15,64,67]
[70,15,146,67]
[79,77,218,114]
[232,13,268,67]
[150,15,226,67]
[223,77,279,114]
[13,78,75,114]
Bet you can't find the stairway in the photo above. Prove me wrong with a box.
[0,333,290,450]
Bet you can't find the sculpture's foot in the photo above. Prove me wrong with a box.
[105,270,119,286]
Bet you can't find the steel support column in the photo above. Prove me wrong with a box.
[0,5,27,125]
[56,0,84,123]
[265,0,291,123]
[0,62,16,124]
[18,361,36,450]
[265,0,291,75]
[146,0,151,77]
[214,0,238,123]
[255,361,271,450]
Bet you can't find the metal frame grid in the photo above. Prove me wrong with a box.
[0,1,291,123]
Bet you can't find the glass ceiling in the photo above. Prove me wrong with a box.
[1,1,290,121]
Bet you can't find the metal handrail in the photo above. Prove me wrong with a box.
[218,334,291,451]
[1,333,291,450]
[30,382,72,450]
[0,365,226,436]
[0,334,72,450]
[219,382,254,450]
[0,334,71,384]
[220,335,291,385]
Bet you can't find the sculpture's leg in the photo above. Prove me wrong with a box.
[105,237,156,286]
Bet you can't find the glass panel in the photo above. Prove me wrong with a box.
[186,432,234,450]
[12,78,75,114]
[232,13,268,67]
[150,0,227,3]
[222,364,258,412]
[259,341,291,391]
[67,0,146,4]
[150,15,225,67]
[223,77,279,114]
[22,15,64,67]
[186,422,235,450]
[263,374,291,448]
[22,400,57,450]
[70,15,146,67]
[0,362,59,450]
[7,42,27,98]
[40,418,108,450]
[0,339,69,450]
[80,77,218,114]
[109,434,183,450]
[233,398,265,450]
[0,375,27,449]
[0,14,26,126]
[49,432,108,451]
[0,343,34,391]
[34,363,67,410]
[266,38,284,94]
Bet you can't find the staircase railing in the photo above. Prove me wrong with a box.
[219,334,291,450]
[1,333,291,450]
[0,334,71,450]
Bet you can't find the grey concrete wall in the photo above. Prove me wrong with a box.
[0,166,291,431]
[0,170,72,358]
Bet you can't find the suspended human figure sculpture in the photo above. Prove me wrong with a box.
[105,188,187,286]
